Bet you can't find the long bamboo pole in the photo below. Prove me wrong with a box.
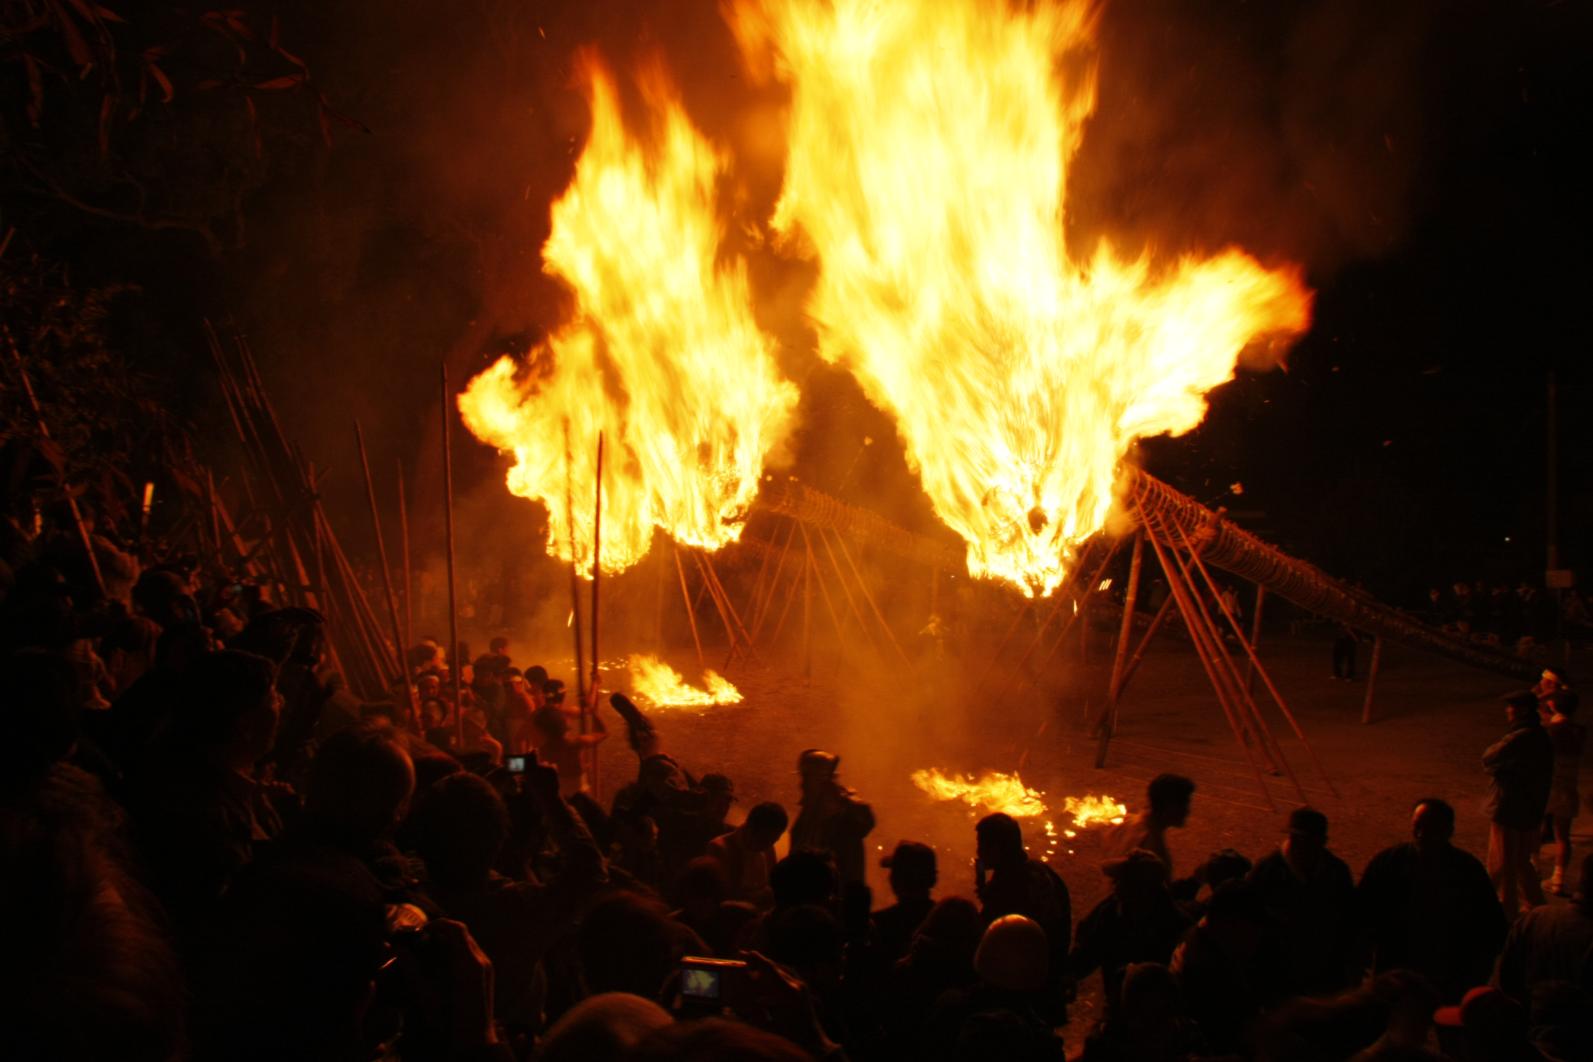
[563,421,587,712]
[588,432,604,801]
[4,328,106,596]
[1361,638,1384,725]
[442,365,463,747]
[397,460,413,657]
[1095,531,1144,766]
[1171,517,1337,797]
[1243,586,1266,695]
[356,421,415,729]
[673,544,705,666]
[1143,519,1276,809]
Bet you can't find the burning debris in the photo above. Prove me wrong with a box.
[912,768,1124,853]
[628,653,744,708]
[912,768,1048,818]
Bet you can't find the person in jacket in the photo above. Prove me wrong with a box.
[1483,691,1555,916]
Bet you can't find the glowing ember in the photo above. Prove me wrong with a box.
[1061,793,1128,829]
[458,55,798,576]
[732,0,1312,595]
[629,653,744,708]
[911,768,1047,818]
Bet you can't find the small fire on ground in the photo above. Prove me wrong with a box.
[911,769,1127,854]
[628,653,744,708]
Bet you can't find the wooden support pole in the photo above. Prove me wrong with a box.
[803,534,814,683]
[442,365,463,747]
[588,432,604,801]
[1361,637,1384,725]
[673,543,705,667]
[562,421,587,713]
[356,421,416,728]
[1144,520,1276,809]
[1095,531,1144,766]
[397,461,413,657]
[1243,585,1266,696]
[830,531,912,666]
[1171,518,1338,798]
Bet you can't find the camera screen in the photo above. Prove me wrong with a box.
[681,967,721,999]
[506,755,527,774]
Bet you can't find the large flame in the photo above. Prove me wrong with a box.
[732,0,1313,595]
[458,56,798,575]
[629,653,744,708]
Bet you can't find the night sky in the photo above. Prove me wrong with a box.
[6,0,1588,605]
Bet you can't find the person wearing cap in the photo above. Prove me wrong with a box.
[1170,880,1271,1053]
[1540,686,1585,897]
[1247,806,1356,998]
[1069,848,1191,1023]
[873,841,938,963]
[1356,797,1507,1004]
[1483,691,1556,916]
[790,749,875,886]
[1494,850,1593,1007]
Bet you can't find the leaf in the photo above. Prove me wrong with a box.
[55,7,95,70]
[145,60,174,103]
[253,74,305,91]
[243,95,261,158]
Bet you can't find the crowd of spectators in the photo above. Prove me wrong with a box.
[2,514,1591,1061]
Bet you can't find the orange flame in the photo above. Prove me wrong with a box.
[628,653,744,708]
[911,768,1047,818]
[732,0,1312,595]
[457,55,798,576]
[1061,793,1127,829]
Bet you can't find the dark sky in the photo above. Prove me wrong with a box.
[14,0,1590,603]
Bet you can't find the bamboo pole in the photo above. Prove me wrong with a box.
[443,365,464,747]
[562,421,587,715]
[1361,638,1383,725]
[4,327,106,597]
[831,530,912,665]
[1170,517,1337,797]
[1153,515,1312,805]
[673,543,705,667]
[1243,586,1266,695]
[803,533,814,683]
[356,421,416,728]
[397,461,413,657]
[1143,519,1276,809]
[588,432,604,801]
[1095,531,1144,766]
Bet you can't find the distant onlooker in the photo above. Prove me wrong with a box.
[1540,687,1586,897]
[1482,691,1555,916]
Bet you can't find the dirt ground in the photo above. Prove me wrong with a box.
[575,627,1590,1033]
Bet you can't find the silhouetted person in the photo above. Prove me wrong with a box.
[1171,880,1271,1054]
[126,649,286,927]
[1070,849,1192,1022]
[1078,963,1208,1062]
[1357,797,1507,1003]
[1248,806,1356,998]
[1541,687,1585,897]
[1108,773,1195,892]
[790,749,875,885]
[404,762,606,1031]
[873,841,939,964]
[975,812,1071,1021]
[706,800,787,906]
[1483,691,1555,916]
[931,914,1066,1061]
[1494,850,1593,1004]
[1432,986,1547,1062]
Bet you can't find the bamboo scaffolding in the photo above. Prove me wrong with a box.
[356,421,416,728]
[442,365,463,746]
